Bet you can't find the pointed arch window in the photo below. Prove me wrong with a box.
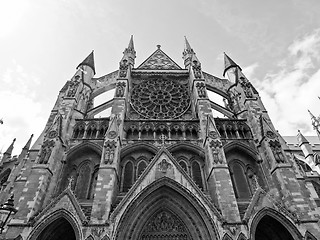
[75,162,92,199]
[192,161,203,190]
[122,161,134,192]
[229,161,251,199]
[179,160,188,173]
[137,160,147,178]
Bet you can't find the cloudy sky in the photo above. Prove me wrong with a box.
[1,0,320,155]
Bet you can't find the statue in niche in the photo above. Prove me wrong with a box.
[67,79,80,98]
[196,82,206,98]
[239,77,253,98]
[38,140,55,164]
[192,60,202,79]
[104,140,116,164]
[119,59,129,78]
[269,140,285,163]
[209,139,222,164]
[115,82,126,97]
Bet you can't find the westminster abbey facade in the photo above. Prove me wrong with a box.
[0,37,320,239]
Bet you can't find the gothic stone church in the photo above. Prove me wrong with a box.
[1,37,320,240]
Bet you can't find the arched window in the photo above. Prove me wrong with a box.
[62,146,101,200]
[88,168,99,199]
[179,160,188,173]
[137,160,147,177]
[229,161,251,199]
[192,161,203,190]
[226,147,262,200]
[122,161,134,192]
[75,162,92,199]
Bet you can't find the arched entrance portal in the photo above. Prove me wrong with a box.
[36,217,76,240]
[255,215,294,240]
[139,209,191,240]
[114,178,218,240]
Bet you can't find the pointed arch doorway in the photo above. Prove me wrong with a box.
[251,209,302,240]
[36,217,76,240]
[255,215,294,240]
[114,178,218,240]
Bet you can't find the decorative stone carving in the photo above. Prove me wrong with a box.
[158,159,171,173]
[92,227,105,238]
[119,59,129,78]
[131,79,190,119]
[209,139,223,164]
[192,60,202,79]
[115,82,126,97]
[266,130,276,139]
[104,140,117,164]
[314,153,320,165]
[269,140,285,163]
[38,140,55,164]
[140,211,189,240]
[195,82,206,98]
[239,77,253,98]
[67,80,80,97]
[48,130,58,139]
[107,131,117,139]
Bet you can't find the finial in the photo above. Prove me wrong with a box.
[23,134,34,150]
[159,134,167,145]
[4,138,16,155]
[128,35,134,50]
[157,45,161,49]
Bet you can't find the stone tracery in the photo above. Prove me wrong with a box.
[130,79,190,119]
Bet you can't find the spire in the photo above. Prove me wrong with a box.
[23,134,34,150]
[183,37,200,69]
[183,36,194,55]
[128,35,134,51]
[297,130,309,146]
[4,138,16,156]
[223,52,242,76]
[122,35,136,66]
[77,51,95,74]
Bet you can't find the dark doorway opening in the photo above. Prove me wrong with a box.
[36,217,76,240]
[255,215,294,240]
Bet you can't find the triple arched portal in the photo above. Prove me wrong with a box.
[29,192,304,240]
[31,142,310,240]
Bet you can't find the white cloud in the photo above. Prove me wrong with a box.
[252,28,320,135]
[0,63,45,155]
[243,63,259,80]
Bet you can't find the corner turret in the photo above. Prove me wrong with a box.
[77,50,95,75]
[223,52,242,83]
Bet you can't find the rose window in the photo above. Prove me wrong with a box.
[130,79,190,119]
